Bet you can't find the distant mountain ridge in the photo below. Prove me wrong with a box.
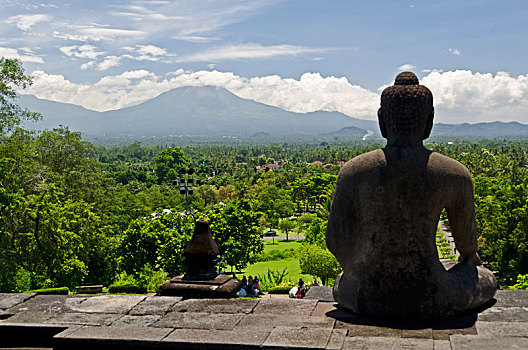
[18,86,528,140]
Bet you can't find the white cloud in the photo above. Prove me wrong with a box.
[448,48,462,55]
[172,35,217,42]
[119,70,157,79]
[111,11,186,21]
[59,45,105,59]
[136,44,167,58]
[54,27,145,42]
[5,14,51,31]
[20,69,528,124]
[178,44,327,62]
[421,70,528,123]
[398,64,416,71]
[80,61,95,70]
[134,1,170,4]
[22,69,379,118]
[422,69,443,73]
[0,47,44,63]
[97,56,122,71]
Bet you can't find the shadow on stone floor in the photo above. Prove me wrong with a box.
[326,297,497,332]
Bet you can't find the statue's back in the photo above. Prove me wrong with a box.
[326,72,497,321]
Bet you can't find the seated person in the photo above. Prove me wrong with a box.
[253,278,261,295]
[326,72,497,321]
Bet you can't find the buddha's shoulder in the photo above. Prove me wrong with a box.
[339,149,386,176]
[427,152,472,178]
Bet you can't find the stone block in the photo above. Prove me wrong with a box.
[433,340,452,350]
[0,293,35,309]
[170,298,258,314]
[0,322,70,348]
[325,329,347,349]
[432,324,477,341]
[401,328,433,339]
[111,314,161,327]
[476,321,528,337]
[129,296,182,316]
[6,295,84,314]
[304,286,335,302]
[311,302,342,317]
[153,311,244,330]
[44,312,123,326]
[0,309,14,319]
[69,295,146,314]
[252,298,318,316]
[234,314,335,332]
[450,334,528,350]
[493,290,528,307]
[5,311,56,323]
[337,321,402,337]
[53,325,173,350]
[342,336,434,350]
[318,304,360,321]
[262,326,333,349]
[159,274,241,298]
[162,328,270,349]
[477,306,528,322]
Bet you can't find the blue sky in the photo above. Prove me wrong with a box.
[1,0,527,123]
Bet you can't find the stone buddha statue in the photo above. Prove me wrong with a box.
[326,72,497,321]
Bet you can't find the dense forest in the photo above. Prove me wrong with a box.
[1,58,527,292]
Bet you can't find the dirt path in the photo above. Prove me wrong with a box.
[439,222,459,259]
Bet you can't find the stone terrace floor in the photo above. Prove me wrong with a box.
[0,288,527,349]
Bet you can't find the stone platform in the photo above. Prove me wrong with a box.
[0,288,527,349]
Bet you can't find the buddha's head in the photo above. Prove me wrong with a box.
[378,72,434,145]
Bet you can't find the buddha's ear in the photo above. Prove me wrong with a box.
[422,107,434,140]
[378,108,388,138]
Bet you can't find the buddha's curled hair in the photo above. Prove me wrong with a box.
[381,72,433,132]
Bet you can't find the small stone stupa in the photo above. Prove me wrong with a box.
[159,220,241,298]
[326,72,497,321]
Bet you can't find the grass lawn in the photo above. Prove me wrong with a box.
[263,239,304,253]
[235,258,317,285]
[233,239,319,285]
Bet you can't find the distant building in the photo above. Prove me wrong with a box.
[306,161,324,166]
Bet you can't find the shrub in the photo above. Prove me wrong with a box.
[257,268,289,292]
[267,281,296,294]
[138,264,169,292]
[108,283,147,294]
[510,274,528,290]
[29,287,69,295]
[299,244,341,286]
[108,272,147,294]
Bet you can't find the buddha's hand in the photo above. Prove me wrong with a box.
[459,253,482,266]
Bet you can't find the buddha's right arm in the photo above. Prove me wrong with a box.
[446,175,481,265]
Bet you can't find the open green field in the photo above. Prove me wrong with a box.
[234,239,319,285]
[263,239,304,253]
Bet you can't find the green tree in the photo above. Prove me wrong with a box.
[299,244,341,286]
[279,218,296,241]
[119,211,194,276]
[196,184,218,207]
[304,218,327,246]
[4,185,114,289]
[154,147,188,184]
[0,57,40,135]
[208,199,263,274]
